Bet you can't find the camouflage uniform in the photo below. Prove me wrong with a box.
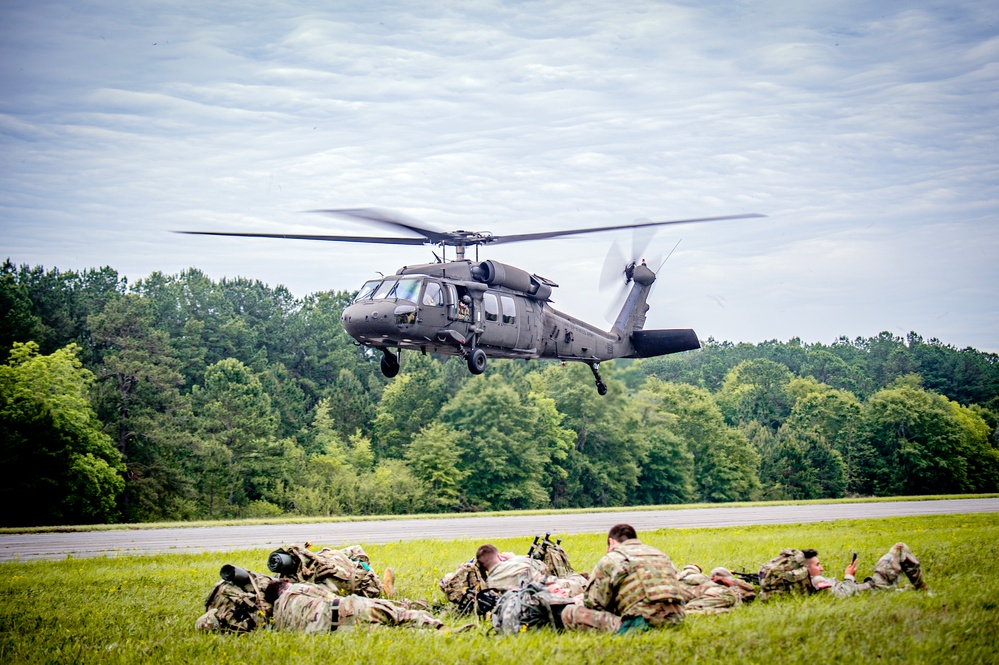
[676,565,743,615]
[195,569,278,633]
[708,567,757,604]
[485,556,551,591]
[273,543,383,598]
[272,583,443,633]
[562,538,685,633]
[811,542,926,597]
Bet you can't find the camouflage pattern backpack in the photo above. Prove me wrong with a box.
[491,581,573,634]
[268,544,382,597]
[439,559,499,616]
[758,548,811,601]
[527,535,575,578]
[439,559,485,604]
[195,568,277,633]
[540,543,574,578]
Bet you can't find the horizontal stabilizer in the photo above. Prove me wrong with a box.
[631,329,700,358]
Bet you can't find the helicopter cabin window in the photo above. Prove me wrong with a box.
[386,278,421,303]
[354,280,380,302]
[422,281,443,307]
[484,293,499,322]
[501,296,516,324]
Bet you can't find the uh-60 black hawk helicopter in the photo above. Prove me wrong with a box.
[180,208,763,395]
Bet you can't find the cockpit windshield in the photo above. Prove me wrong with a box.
[386,278,421,303]
[353,280,380,302]
[353,277,423,304]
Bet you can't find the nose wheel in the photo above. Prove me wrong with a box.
[380,350,400,378]
[588,362,608,395]
[467,348,487,375]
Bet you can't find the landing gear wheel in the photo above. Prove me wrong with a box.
[380,352,400,378]
[467,348,487,375]
[596,382,608,396]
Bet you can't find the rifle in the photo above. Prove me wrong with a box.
[731,569,761,585]
[528,532,561,560]
[527,535,542,559]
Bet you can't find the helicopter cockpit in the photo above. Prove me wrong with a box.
[353,277,422,304]
[345,274,475,333]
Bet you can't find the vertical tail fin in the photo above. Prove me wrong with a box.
[610,262,656,337]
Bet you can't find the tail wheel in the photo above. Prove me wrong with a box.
[467,348,487,375]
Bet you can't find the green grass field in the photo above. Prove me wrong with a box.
[2,512,997,664]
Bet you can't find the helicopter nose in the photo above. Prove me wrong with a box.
[342,301,413,341]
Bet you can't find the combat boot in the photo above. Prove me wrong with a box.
[382,567,395,597]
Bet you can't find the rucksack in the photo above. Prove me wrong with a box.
[758,548,811,601]
[268,544,382,597]
[540,543,575,578]
[491,581,574,634]
[195,568,277,633]
[439,560,486,604]
[439,559,498,617]
[527,535,575,578]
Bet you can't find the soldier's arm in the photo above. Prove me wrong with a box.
[584,554,624,612]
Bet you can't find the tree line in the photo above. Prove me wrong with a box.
[2,260,998,527]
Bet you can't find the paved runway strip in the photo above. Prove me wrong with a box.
[2,498,996,562]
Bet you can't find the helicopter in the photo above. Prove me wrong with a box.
[180,208,763,394]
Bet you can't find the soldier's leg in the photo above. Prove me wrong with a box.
[870,542,926,590]
[685,587,739,615]
[560,604,622,633]
[394,607,444,630]
[893,542,926,589]
[338,595,442,630]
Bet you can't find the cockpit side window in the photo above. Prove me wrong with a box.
[354,280,380,302]
[423,281,443,306]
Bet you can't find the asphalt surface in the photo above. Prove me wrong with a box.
[2,498,997,562]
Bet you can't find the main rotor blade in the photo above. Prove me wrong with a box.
[308,207,450,243]
[175,231,428,246]
[484,213,766,245]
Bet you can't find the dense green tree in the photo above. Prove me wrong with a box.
[717,359,794,431]
[1,260,44,353]
[322,368,377,440]
[859,380,995,495]
[439,376,555,510]
[643,378,761,502]
[12,264,126,359]
[631,387,695,504]
[783,379,863,493]
[0,342,124,525]
[7,260,999,524]
[372,354,448,459]
[528,363,646,507]
[404,422,468,511]
[751,422,847,500]
[190,358,281,517]
[88,294,195,521]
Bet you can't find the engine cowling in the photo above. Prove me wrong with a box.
[471,260,552,300]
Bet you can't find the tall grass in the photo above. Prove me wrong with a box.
[2,513,997,664]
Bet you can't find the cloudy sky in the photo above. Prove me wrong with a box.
[3,0,998,352]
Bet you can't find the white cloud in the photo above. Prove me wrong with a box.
[2,0,997,351]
